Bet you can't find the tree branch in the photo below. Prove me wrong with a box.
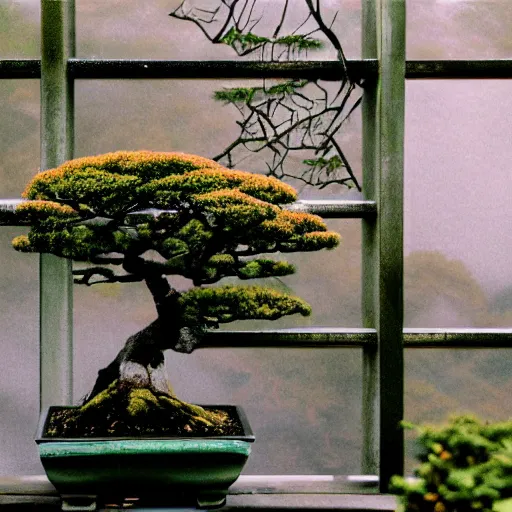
[72,267,144,286]
[172,0,362,191]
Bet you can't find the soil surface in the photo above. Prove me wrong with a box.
[43,383,245,438]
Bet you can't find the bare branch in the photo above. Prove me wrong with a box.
[173,0,362,191]
[273,0,289,38]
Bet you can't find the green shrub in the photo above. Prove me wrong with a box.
[391,416,512,512]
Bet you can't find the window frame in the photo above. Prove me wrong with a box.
[0,0,512,499]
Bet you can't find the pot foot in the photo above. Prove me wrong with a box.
[61,495,97,511]
[196,491,227,509]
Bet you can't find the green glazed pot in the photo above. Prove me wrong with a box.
[36,405,254,508]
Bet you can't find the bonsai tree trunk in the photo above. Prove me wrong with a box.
[82,273,225,430]
[86,270,199,402]
[86,320,171,401]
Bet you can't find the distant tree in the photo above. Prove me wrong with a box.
[0,3,38,57]
[405,251,489,327]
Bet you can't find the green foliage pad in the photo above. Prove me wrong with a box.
[13,150,340,330]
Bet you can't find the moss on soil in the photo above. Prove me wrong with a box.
[44,381,243,438]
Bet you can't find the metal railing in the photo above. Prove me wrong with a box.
[1,0,512,497]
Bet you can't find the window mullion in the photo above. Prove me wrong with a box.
[361,0,379,479]
[39,0,75,410]
[362,0,406,491]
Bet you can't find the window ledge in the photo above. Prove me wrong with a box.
[0,475,396,511]
[0,494,396,511]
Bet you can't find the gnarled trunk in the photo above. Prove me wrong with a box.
[86,320,172,401]
[85,276,203,403]
[82,310,224,432]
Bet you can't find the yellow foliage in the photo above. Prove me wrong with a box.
[144,167,296,205]
[16,200,78,217]
[24,151,222,196]
[254,210,329,241]
[193,189,279,228]
[11,234,32,252]
[280,210,326,232]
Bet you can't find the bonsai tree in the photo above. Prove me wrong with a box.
[13,150,340,435]
[391,416,512,512]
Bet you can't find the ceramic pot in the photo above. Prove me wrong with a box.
[36,405,254,509]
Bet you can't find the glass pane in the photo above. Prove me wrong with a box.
[407,0,512,59]
[405,349,512,474]
[0,78,40,475]
[75,79,363,325]
[0,0,40,58]
[404,81,512,327]
[77,1,361,59]
[0,229,40,475]
[75,80,362,198]
[0,80,40,197]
